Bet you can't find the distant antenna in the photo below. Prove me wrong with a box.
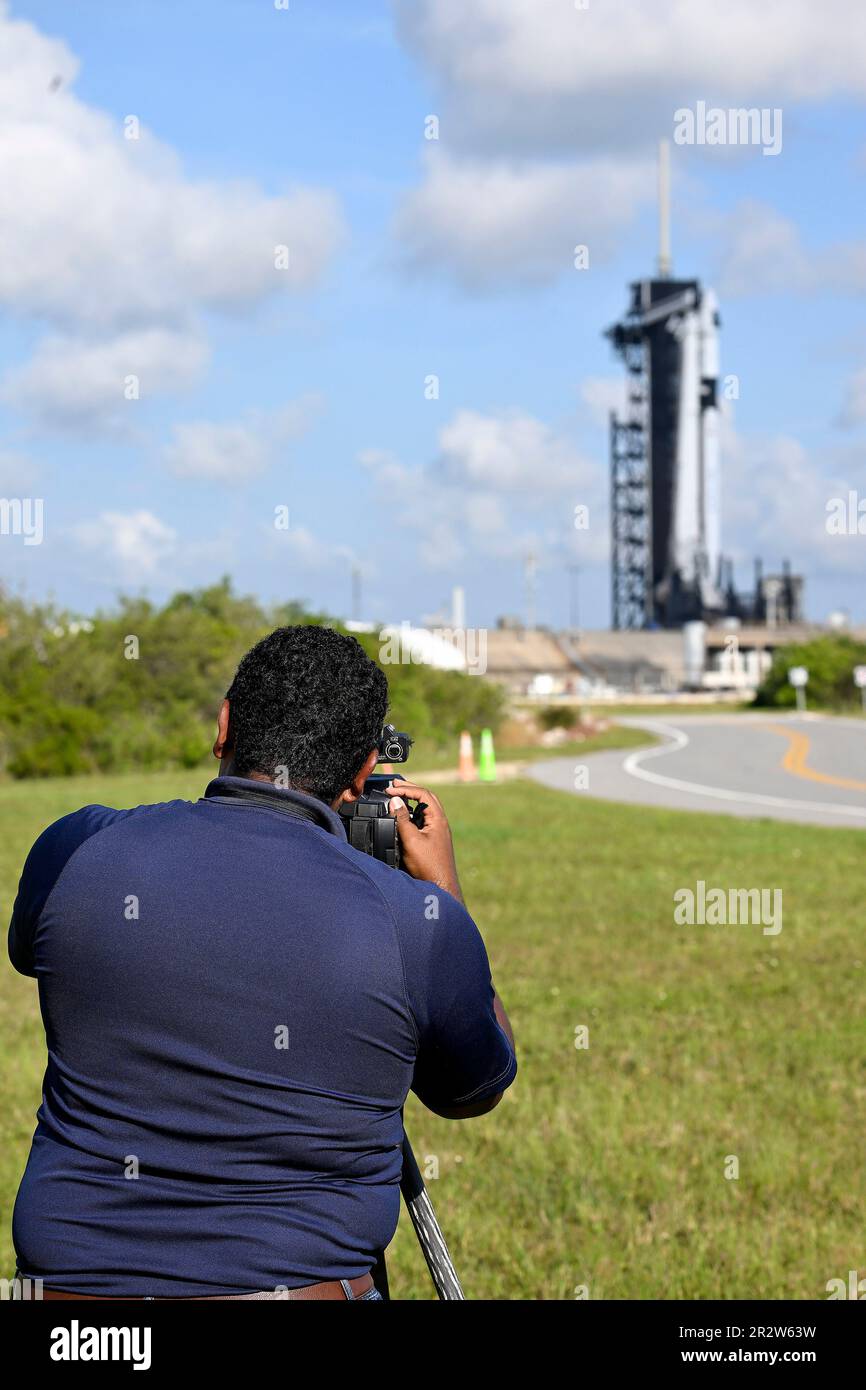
[657,138,672,278]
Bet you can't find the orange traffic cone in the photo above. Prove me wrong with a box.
[458,731,476,782]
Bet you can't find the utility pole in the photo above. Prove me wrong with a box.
[658,137,672,278]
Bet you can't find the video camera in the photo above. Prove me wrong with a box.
[337,724,423,869]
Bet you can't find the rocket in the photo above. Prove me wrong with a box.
[699,288,721,600]
[671,286,721,603]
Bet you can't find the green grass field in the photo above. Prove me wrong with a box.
[2,742,862,1299]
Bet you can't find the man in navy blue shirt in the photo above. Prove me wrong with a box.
[8,626,516,1300]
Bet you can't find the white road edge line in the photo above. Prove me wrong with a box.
[622,720,866,821]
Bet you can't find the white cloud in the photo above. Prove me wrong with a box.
[0,3,343,329]
[462,491,507,536]
[72,510,177,578]
[360,446,477,570]
[0,2,344,427]
[712,201,866,299]
[578,376,627,427]
[1,328,209,432]
[361,408,603,569]
[394,0,866,292]
[164,420,270,484]
[713,202,814,296]
[395,149,652,288]
[395,0,866,156]
[436,408,593,494]
[162,396,323,483]
[721,416,866,577]
[265,523,356,572]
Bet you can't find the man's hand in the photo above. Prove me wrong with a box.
[387,782,464,903]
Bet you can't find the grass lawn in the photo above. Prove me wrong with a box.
[1,750,862,1299]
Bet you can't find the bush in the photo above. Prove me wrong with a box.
[752,634,866,710]
[537,704,577,733]
[0,581,505,779]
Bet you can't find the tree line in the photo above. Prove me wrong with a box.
[0,579,503,779]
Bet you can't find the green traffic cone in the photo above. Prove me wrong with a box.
[478,728,497,782]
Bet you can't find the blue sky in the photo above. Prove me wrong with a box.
[1,0,865,627]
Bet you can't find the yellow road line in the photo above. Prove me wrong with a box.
[767,724,866,793]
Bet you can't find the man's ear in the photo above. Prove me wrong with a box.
[213,698,233,762]
[338,748,379,806]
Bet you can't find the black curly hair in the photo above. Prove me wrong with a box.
[225,626,388,804]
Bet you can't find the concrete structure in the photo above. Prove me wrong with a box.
[474,623,866,701]
[480,628,580,697]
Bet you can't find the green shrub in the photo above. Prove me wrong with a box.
[753,634,866,710]
[0,581,505,779]
[537,704,577,732]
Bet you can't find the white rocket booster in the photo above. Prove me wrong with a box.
[671,288,721,601]
[699,289,721,597]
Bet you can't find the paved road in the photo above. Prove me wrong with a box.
[528,714,866,828]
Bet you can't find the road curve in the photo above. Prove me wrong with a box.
[527,714,866,829]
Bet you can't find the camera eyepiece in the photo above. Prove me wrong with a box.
[377,724,412,765]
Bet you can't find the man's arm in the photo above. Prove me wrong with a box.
[388,782,517,1120]
[427,991,515,1119]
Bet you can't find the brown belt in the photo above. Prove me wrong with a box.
[38,1274,375,1301]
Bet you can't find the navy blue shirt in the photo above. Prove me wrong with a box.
[8,777,515,1295]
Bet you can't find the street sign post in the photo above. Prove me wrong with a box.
[854,664,866,713]
[788,666,809,713]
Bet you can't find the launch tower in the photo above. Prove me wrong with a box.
[606,142,803,630]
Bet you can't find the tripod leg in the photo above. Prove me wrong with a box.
[400,1134,465,1300]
